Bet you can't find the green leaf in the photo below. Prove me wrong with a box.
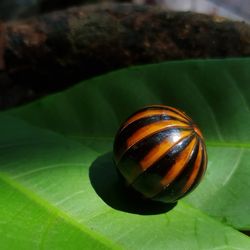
[0,115,249,249]
[0,116,119,250]
[2,58,250,248]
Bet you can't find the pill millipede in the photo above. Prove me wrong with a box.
[113,105,207,203]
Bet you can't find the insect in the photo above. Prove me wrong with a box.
[113,105,207,203]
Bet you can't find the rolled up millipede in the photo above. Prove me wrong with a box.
[113,105,207,203]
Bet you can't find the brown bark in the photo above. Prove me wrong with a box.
[0,3,250,109]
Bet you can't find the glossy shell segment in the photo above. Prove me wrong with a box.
[113,105,207,203]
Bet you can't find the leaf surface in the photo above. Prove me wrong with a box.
[2,58,250,249]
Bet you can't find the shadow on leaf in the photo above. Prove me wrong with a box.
[89,152,176,215]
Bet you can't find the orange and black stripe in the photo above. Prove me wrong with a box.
[113,105,207,203]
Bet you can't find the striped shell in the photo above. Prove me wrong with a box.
[113,105,207,203]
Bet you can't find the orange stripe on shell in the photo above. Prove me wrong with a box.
[160,136,197,187]
[126,120,189,149]
[121,108,190,131]
[181,139,203,194]
[150,105,192,122]
[139,130,193,170]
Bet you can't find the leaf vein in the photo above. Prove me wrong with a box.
[0,173,122,250]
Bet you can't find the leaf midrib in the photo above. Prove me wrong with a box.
[1,170,249,246]
[68,135,250,149]
[0,173,122,250]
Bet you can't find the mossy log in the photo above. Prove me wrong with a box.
[0,3,250,109]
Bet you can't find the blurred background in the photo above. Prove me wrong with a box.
[137,0,250,23]
[0,0,250,22]
[165,0,249,22]
[0,0,249,22]
[1,0,249,110]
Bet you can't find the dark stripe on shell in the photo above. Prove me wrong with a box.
[148,105,192,123]
[113,114,188,161]
[130,134,195,198]
[184,140,207,193]
[169,139,207,202]
[152,137,200,202]
[116,127,193,183]
[120,106,190,128]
